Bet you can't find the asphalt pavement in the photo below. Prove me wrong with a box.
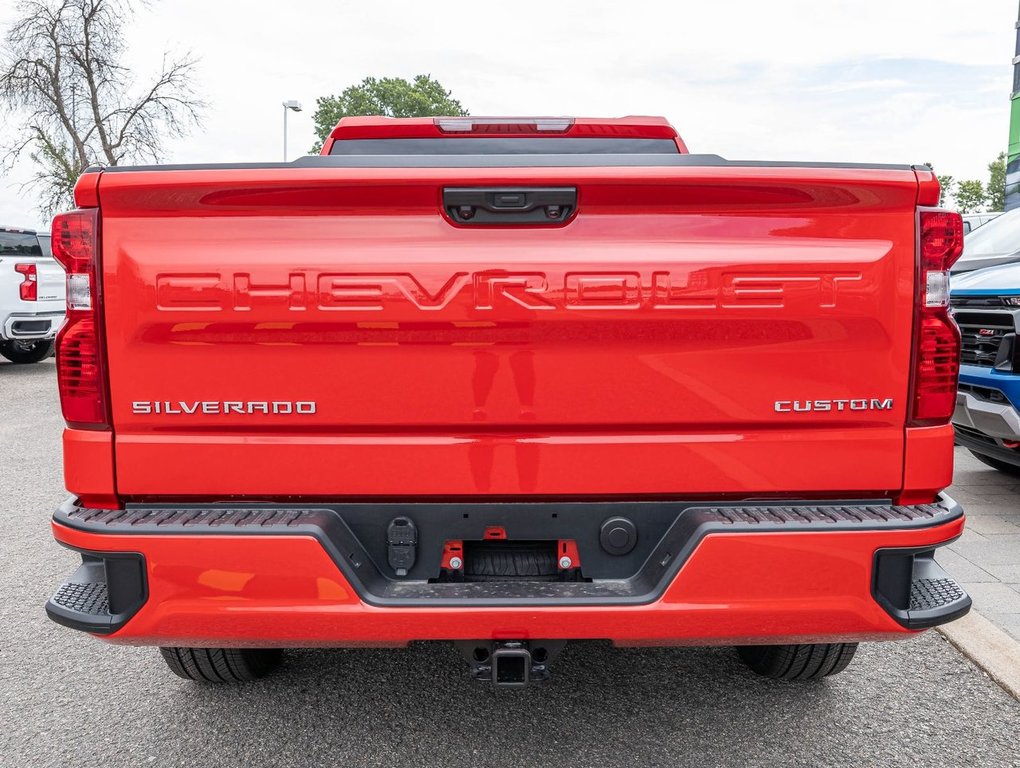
[2,359,1019,768]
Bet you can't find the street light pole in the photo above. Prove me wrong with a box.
[282,100,303,161]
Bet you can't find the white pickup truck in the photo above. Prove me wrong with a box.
[0,226,65,364]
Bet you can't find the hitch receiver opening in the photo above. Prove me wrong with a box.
[493,643,531,688]
[455,640,565,687]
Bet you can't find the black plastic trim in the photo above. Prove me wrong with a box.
[444,187,576,224]
[53,495,963,608]
[872,542,971,629]
[94,154,915,173]
[954,428,1020,468]
[45,549,147,634]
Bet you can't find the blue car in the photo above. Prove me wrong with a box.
[951,262,1020,474]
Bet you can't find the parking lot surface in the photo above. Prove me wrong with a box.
[2,360,1019,768]
[946,454,1020,642]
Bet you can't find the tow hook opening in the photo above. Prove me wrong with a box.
[455,640,565,687]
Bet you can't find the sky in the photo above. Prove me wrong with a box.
[0,0,1016,229]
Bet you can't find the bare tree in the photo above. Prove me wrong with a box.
[0,0,203,214]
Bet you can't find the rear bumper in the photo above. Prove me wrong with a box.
[47,495,970,647]
[0,310,64,341]
[953,389,1020,441]
[952,373,1020,466]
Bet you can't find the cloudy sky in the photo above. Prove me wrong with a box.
[0,0,1015,229]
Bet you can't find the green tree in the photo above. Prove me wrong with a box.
[954,179,987,214]
[936,174,955,207]
[310,75,467,153]
[987,151,1006,212]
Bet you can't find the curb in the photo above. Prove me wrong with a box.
[938,609,1020,700]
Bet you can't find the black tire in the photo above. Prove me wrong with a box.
[968,449,1020,478]
[736,642,858,681]
[158,647,282,683]
[0,339,54,364]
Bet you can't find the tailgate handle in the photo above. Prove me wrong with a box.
[443,187,576,225]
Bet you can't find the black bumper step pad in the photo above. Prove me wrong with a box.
[873,549,971,630]
[706,503,951,526]
[911,577,967,612]
[58,497,959,533]
[51,581,110,616]
[45,553,147,634]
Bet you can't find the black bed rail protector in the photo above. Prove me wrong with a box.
[52,495,963,609]
[94,153,916,173]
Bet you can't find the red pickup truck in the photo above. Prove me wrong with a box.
[46,116,971,687]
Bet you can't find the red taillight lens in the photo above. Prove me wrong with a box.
[919,210,964,271]
[51,209,108,429]
[52,209,97,274]
[15,262,37,301]
[56,316,106,424]
[910,209,964,426]
[911,315,961,423]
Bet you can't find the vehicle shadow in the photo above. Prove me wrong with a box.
[131,636,1017,768]
[152,642,837,767]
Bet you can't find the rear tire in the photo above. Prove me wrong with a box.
[968,449,1020,477]
[736,642,858,681]
[0,339,54,364]
[158,647,282,683]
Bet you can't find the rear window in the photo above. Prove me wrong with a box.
[329,138,680,155]
[0,230,42,256]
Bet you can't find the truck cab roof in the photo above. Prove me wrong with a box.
[322,115,688,155]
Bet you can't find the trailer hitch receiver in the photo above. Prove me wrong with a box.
[492,642,530,687]
[455,640,566,687]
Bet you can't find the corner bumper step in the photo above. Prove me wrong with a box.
[907,563,972,628]
[51,581,110,618]
[874,550,971,630]
[45,553,147,634]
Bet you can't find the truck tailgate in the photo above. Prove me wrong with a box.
[34,258,66,303]
[96,162,920,498]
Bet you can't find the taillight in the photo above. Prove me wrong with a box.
[909,209,964,426]
[14,262,37,301]
[51,208,108,429]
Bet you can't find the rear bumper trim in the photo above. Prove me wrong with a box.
[44,550,147,635]
[1,311,63,340]
[953,390,1020,440]
[52,494,963,609]
[873,544,971,630]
